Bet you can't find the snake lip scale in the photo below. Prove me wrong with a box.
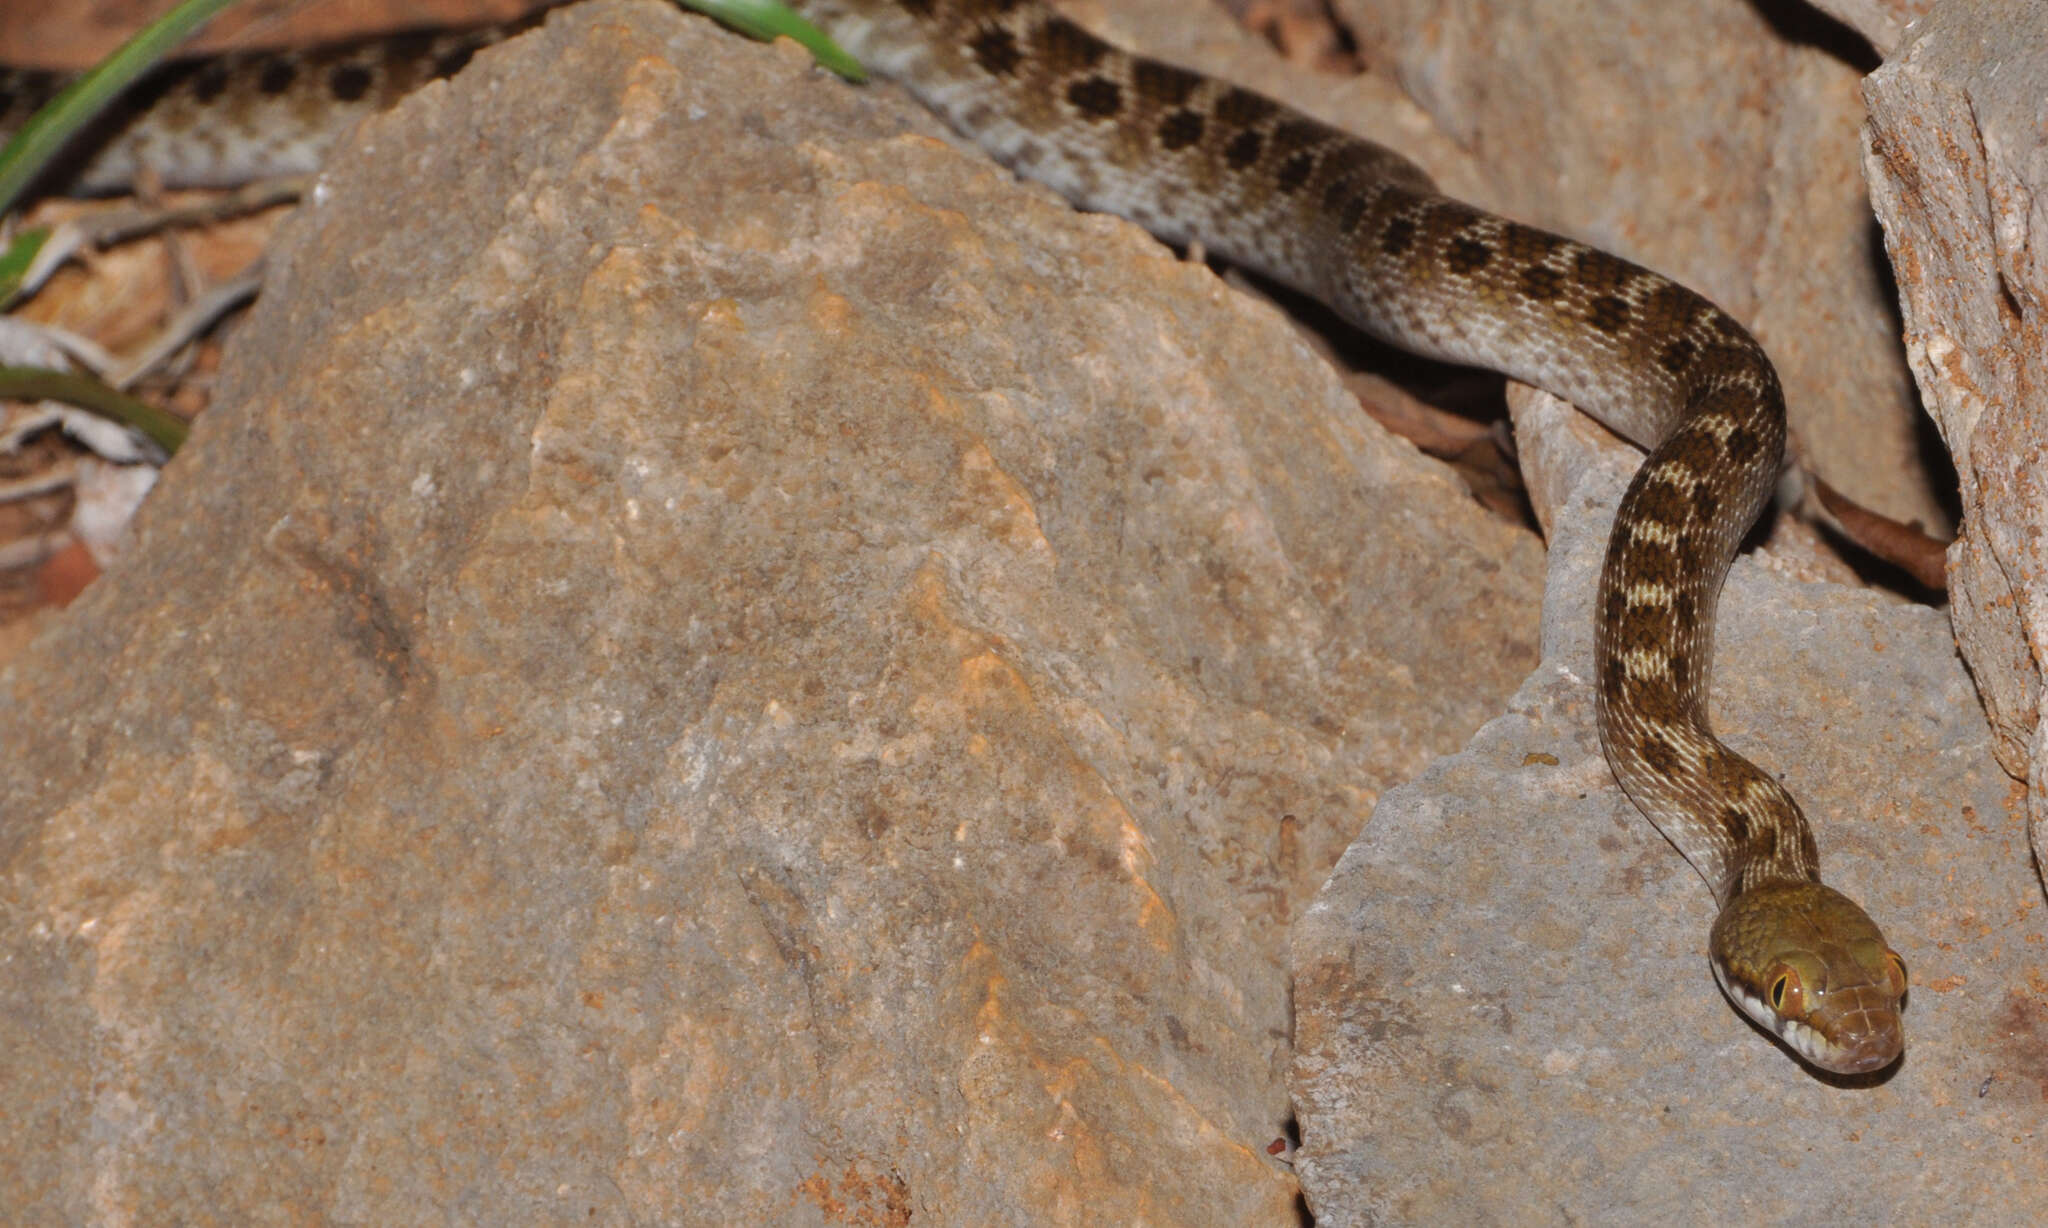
[0,0,1910,1075]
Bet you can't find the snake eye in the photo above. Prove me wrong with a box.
[1768,968,1803,1016]
[1883,951,1908,997]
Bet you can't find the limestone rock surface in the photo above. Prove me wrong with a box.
[1863,0,2048,892]
[0,3,1544,1222]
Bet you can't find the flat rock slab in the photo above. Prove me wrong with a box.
[1292,392,2043,1223]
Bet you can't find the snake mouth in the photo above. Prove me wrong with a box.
[1778,1013,1902,1076]
[1711,958,1904,1076]
[1821,1042,1903,1076]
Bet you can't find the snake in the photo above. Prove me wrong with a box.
[0,0,1908,1073]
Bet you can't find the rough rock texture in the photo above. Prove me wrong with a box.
[1331,0,1941,542]
[1863,3,2048,887]
[1291,385,2038,1223]
[0,2,1547,1221]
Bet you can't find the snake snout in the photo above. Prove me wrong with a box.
[1807,982,1905,1075]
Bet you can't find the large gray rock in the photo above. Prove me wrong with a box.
[0,2,1543,1222]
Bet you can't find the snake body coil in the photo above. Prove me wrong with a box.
[0,0,1907,1072]
[790,0,1906,1074]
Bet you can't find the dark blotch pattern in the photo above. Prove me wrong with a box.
[193,64,229,105]
[970,27,1023,76]
[258,58,298,96]
[1640,734,1680,775]
[1520,265,1565,301]
[1604,588,1627,628]
[1275,152,1315,193]
[1224,129,1263,170]
[1065,76,1122,121]
[1722,806,1751,845]
[1619,604,1672,656]
[1378,214,1417,256]
[1444,236,1492,275]
[1723,425,1762,465]
[125,66,186,114]
[1587,294,1632,334]
[1157,110,1203,151]
[433,45,478,80]
[1630,470,1692,530]
[1621,536,1680,585]
[1658,337,1697,375]
[328,64,373,103]
[1268,119,1328,160]
[1673,590,1697,628]
[1340,194,1371,234]
[1599,668,1630,713]
[1315,145,1381,214]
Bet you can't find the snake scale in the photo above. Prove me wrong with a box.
[0,0,1908,1074]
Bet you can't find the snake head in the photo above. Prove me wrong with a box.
[1708,881,1907,1075]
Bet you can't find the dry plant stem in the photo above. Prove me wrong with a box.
[109,267,261,390]
[0,528,64,570]
[81,177,306,246]
[6,319,121,381]
[0,458,76,502]
[14,177,303,301]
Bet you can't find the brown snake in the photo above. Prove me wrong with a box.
[0,0,1908,1073]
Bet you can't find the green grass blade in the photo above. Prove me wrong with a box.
[0,365,189,454]
[0,225,50,303]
